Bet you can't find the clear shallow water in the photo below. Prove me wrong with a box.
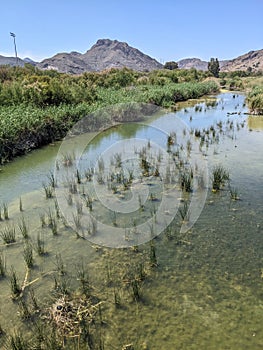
[0,92,263,349]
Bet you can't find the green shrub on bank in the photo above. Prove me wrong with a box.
[246,85,263,114]
[0,64,219,164]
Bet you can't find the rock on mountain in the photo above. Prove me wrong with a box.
[37,39,163,74]
[220,49,263,72]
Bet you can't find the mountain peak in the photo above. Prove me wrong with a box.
[37,38,162,73]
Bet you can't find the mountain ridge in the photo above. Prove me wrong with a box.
[0,40,262,74]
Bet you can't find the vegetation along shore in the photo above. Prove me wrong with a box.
[0,64,263,164]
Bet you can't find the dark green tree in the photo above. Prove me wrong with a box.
[164,61,178,70]
[208,58,220,78]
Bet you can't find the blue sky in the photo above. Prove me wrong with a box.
[0,0,262,63]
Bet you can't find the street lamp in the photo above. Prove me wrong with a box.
[10,32,18,66]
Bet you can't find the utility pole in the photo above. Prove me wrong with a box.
[10,32,18,66]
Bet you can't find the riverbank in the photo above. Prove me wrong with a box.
[0,80,219,164]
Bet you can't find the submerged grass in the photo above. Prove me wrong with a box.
[0,225,16,244]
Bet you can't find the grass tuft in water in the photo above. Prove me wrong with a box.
[35,233,45,256]
[178,201,189,222]
[76,260,90,295]
[211,165,230,192]
[229,186,240,200]
[0,252,6,277]
[39,213,46,227]
[149,241,158,267]
[18,299,31,320]
[0,225,16,244]
[42,182,54,199]
[2,202,9,220]
[23,242,34,268]
[19,197,23,212]
[9,266,21,299]
[54,253,65,275]
[18,216,29,239]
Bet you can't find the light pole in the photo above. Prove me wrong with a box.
[10,32,18,66]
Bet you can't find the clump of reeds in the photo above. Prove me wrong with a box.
[23,242,34,268]
[47,171,57,188]
[35,233,45,256]
[18,216,29,239]
[180,170,193,192]
[0,252,6,277]
[76,260,90,295]
[55,254,65,276]
[39,213,46,227]
[149,241,158,267]
[9,266,21,298]
[19,197,23,212]
[47,209,58,235]
[229,186,240,200]
[211,165,230,192]
[2,202,9,220]
[178,201,189,222]
[0,225,16,244]
[42,182,54,199]
[18,299,31,320]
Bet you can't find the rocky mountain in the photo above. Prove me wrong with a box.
[37,39,163,73]
[178,58,230,71]
[0,55,25,67]
[178,58,208,71]
[1,42,262,74]
[220,49,263,72]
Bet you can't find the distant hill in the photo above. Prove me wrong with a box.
[1,42,262,74]
[220,49,263,72]
[178,58,230,71]
[37,39,163,73]
[0,55,25,67]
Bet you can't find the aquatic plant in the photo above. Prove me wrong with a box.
[39,213,46,227]
[76,260,90,295]
[0,252,6,277]
[54,199,60,218]
[18,299,31,320]
[47,209,58,235]
[229,186,240,200]
[47,171,57,188]
[211,165,230,191]
[23,242,34,268]
[149,241,158,267]
[18,216,29,239]
[75,169,82,184]
[180,169,193,192]
[42,182,54,199]
[35,233,45,256]
[9,266,21,298]
[2,202,9,220]
[19,197,23,212]
[55,254,65,276]
[0,225,16,244]
[178,201,189,222]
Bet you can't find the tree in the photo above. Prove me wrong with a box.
[164,61,178,70]
[208,58,220,78]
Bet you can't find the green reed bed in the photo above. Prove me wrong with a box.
[0,80,219,164]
